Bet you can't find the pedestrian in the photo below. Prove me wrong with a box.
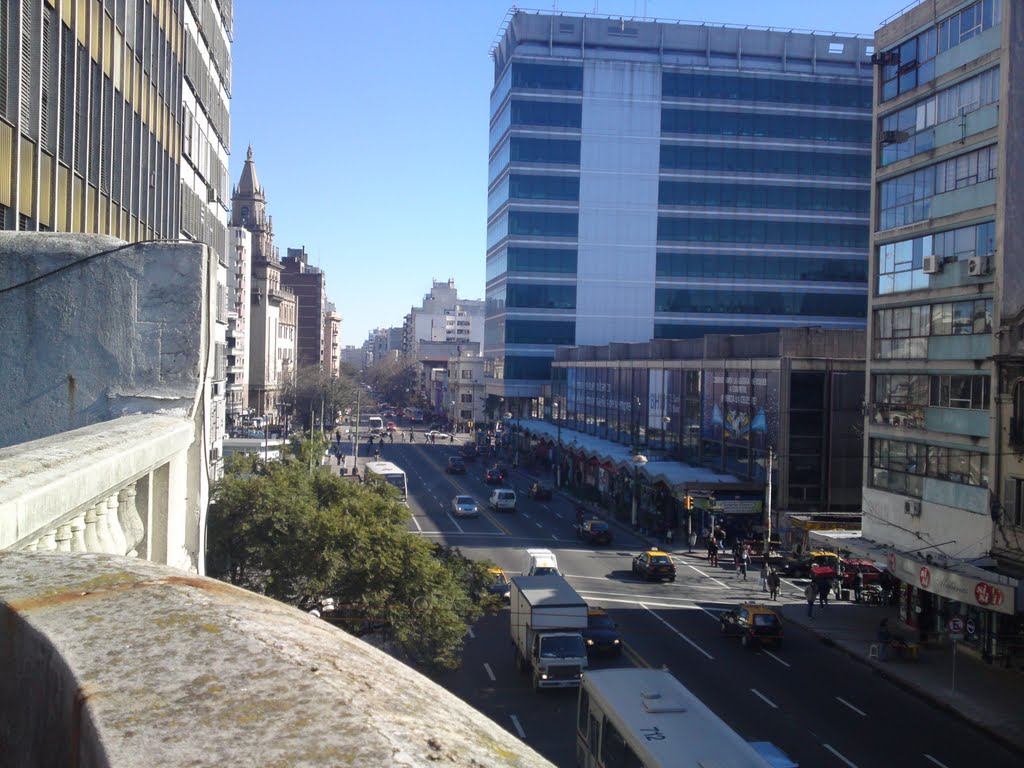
[805,581,816,617]
[767,568,781,601]
[760,563,768,592]
[853,570,864,603]
[449,433,454,444]
[817,577,830,607]
[665,528,674,547]
[739,546,749,580]
[707,538,718,567]
[389,432,394,444]
[335,429,341,443]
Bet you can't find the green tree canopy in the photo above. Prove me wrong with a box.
[206,458,498,670]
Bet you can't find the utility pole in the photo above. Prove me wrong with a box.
[764,448,774,555]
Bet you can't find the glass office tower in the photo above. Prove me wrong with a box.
[486,11,873,402]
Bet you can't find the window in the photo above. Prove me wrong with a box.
[871,438,987,495]
[508,211,578,238]
[510,174,580,202]
[655,288,866,318]
[510,137,581,165]
[930,375,990,409]
[507,246,577,274]
[658,217,867,248]
[511,100,582,129]
[662,109,870,143]
[511,62,583,92]
[504,355,553,381]
[460,393,473,403]
[877,222,995,295]
[506,283,576,310]
[662,71,872,108]
[658,252,866,282]
[873,300,991,359]
[660,145,870,178]
[460,370,472,379]
[659,181,869,213]
[505,319,575,344]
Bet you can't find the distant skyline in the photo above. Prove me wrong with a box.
[229,0,904,347]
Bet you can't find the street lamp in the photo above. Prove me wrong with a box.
[451,401,457,434]
[630,453,648,529]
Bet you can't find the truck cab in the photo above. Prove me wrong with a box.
[524,548,560,577]
[510,575,588,691]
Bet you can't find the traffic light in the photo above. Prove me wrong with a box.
[685,495,694,510]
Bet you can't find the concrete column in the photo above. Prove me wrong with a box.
[148,466,169,565]
[164,452,190,570]
[54,525,73,552]
[37,531,57,551]
[69,513,87,552]
[105,494,128,555]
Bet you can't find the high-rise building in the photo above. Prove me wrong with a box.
[281,246,328,371]
[0,0,232,264]
[862,0,1022,663]
[486,11,874,403]
[226,225,252,426]
[402,279,484,362]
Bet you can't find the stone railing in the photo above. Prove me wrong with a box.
[0,413,201,570]
[0,552,553,767]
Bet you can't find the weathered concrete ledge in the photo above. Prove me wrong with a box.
[0,552,553,767]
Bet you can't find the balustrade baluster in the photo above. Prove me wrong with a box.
[106,494,128,555]
[55,524,73,552]
[37,530,57,551]
[118,485,145,557]
[70,513,88,552]
[87,503,110,552]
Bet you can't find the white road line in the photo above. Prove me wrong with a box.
[521,512,531,519]
[823,744,859,768]
[761,648,791,668]
[445,512,465,534]
[641,604,714,659]
[750,688,778,709]
[552,534,560,541]
[554,512,563,518]
[683,562,732,589]
[836,696,866,717]
[484,662,496,682]
[576,587,700,604]
[924,755,951,768]
[466,627,475,639]
[535,522,543,528]
[411,514,422,533]
[510,714,526,739]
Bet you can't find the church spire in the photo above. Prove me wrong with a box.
[236,143,262,197]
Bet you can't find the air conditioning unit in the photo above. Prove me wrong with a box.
[922,255,942,274]
[904,500,922,516]
[871,49,899,66]
[968,256,990,276]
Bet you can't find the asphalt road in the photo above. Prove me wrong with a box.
[377,437,1021,768]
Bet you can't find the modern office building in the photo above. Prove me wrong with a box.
[486,11,874,404]
[0,0,232,264]
[857,0,1023,664]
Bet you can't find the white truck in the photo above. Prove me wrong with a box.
[523,548,560,577]
[510,575,589,691]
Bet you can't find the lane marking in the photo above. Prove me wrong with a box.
[466,627,475,639]
[836,696,866,717]
[761,648,791,668]
[576,588,701,605]
[823,744,859,768]
[622,642,651,669]
[445,512,465,534]
[554,512,563,518]
[410,514,422,533]
[683,562,732,589]
[641,604,714,660]
[510,714,526,739]
[750,688,777,709]
[924,755,950,768]
[552,534,560,541]
[521,512,531,519]
[484,662,496,682]
[535,522,543,528]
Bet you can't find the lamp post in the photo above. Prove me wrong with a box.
[630,453,648,529]
[451,401,457,434]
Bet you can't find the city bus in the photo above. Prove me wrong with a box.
[367,416,384,433]
[363,461,408,503]
[577,668,794,768]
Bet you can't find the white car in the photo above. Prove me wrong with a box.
[451,495,479,518]
[427,430,452,441]
[489,489,517,513]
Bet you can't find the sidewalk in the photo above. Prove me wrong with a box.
[521,468,1024,757]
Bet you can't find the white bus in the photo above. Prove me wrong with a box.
[577,669,793,768]
[367,416,384,433]
[363,461,408,503]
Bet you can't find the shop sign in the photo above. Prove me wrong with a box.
[893,555,1016,615]
[715,498,763,515]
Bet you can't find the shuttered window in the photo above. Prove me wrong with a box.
[19,0,36,129]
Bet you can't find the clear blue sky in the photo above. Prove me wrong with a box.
[229,0,904,347]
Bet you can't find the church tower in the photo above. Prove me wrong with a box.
[231,145,275,263]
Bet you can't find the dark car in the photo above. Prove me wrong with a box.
[577,519,612,545]
[779,551,840,579]
[461,443,478,462]
[720,603,783,649]
[484,467,504,485]
[632,550,676,582]
[528,482,553,501]
[445,456,466,475]
[487,568,511,601]
[583,609,622,656]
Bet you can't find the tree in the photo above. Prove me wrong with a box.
[281,364,361,431]
[365,357,416,407]
[206,459,496,670]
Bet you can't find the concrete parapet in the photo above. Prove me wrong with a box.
[0,552,553,767]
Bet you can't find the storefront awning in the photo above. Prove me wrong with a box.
[810,531,1021,616]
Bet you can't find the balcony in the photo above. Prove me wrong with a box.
[0,551,552,767]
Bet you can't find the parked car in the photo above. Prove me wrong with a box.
[719,603,783,649]
[489,488,517,512]
[582,608,622,656]
[484,467,504,485]
[445,456,466,475]
[779,550,841,579]
[577,518,612,545]
[841,559,885,588]
[632,550,676,582]
[528,482,553,501]
[450,495,479,518]
[487,568,511,601]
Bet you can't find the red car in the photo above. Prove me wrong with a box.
[842,560,885,587]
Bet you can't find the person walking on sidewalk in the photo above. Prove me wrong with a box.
[805,581,817,617]
[817,577,831,608]
[738,546,749,580]
[707,537,719,567]
[853,570,864,603]
[760,563,769,592]
[767,568,781,601]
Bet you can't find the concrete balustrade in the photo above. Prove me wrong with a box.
[0,413,201,570]
[0,552,553,767]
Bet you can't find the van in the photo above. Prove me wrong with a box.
[489,489,517,513]
[524,548,560,577]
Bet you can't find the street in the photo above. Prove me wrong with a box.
[367,437,1021,768]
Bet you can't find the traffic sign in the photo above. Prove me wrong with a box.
[948,616,964,641]
[965,619,976,636]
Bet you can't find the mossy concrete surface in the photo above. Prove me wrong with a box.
[0,551,553,767]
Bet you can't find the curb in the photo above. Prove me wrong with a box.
[783,610,1024,758]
